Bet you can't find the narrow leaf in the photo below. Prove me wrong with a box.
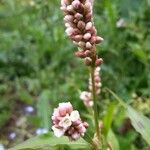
[107,129,120,150]
[107,88,150,146]
[127,106,150,146]
[9,133,90,150]
[37,90,51,129]
[103,102,116,136]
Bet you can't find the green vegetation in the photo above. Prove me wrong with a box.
[0,0,150,149]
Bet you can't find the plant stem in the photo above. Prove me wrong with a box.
[91,66,100,141]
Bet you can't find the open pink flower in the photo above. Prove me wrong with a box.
[52,102,88,140]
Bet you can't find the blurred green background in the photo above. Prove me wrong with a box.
[0,0,150,149]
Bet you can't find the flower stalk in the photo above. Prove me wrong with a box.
[60,0,104,148]
[91,65,100,140]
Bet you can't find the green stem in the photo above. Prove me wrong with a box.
[91,66,100,141]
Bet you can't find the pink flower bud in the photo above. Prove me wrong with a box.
[65,103,73,113]
[78,41,85,48]
[77,21,85,30]
[71,132,80,140]
[84,57,92,66]
[67,5,75,13]
[83,33,91,40]
[91,26,97,34]
[85,12,92,22]
[72,0,81,9]
[74,13,83,20]
[59,106,67,116]
[60,6,67,11]
[83,122,89,128]
[90,36,97,44]
[73,35,83,42]
[84,50,92,57]
[65,27,74,36]
[75,51,86,58]
[64,15,74,22]
[86,42,92,49]
[78,124,86,133]
[73,19,78,23]
[84,2,92,13]
[86,22,93,30]
[96,58,103,66]
[68,127,75,135]
[65,23,70,28]
[61,0,70,6]
[96,36,104,44]
[72,120,81,126]
[95,76,101,82]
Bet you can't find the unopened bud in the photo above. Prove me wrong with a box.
[84,57,92,66]
[85,12,92,22]
[72,0,81,9]
[84,50,92,57]
[77,21,85,30]
[75,51,86,58]
[65,27,74,36]
[61,0,70,6]
[73,41,78,45]
[60,6,67,11]
[96,36,104,44]
[86,42,92,49]
[74,13,83,20]
[95,82,102,88]
[83,122,89,128]
[90,36,97,44]
[91,26,97,34]
[83,33,91,40]
[73,19,78,23]
[78,41,85,48]
[73,35,83,42]
[64,15,74,22]
[86,22,93,30]
[95,76,101,82]
[96,58,103,66]
[84,2,92,13]
[67,5,75,13]
[65,23,70,28]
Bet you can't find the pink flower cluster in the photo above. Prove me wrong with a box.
[61,0,103,66]
[52,102,88,140]
[80,67,102,107]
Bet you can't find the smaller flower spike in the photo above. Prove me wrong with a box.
[80,66,102,107]
[52,102,88,140]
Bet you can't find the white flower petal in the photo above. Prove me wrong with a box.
[59,115,72,129]
[70,110,80,122]
[52,126,65,137]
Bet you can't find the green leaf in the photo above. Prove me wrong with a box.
[37,90,52,129]
[127,106,150,146]
[107,130,120,150]
[106,88,150,146]
[9,133,90,150]
[103,102,116,136]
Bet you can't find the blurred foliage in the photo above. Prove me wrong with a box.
[0,0,150,149]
